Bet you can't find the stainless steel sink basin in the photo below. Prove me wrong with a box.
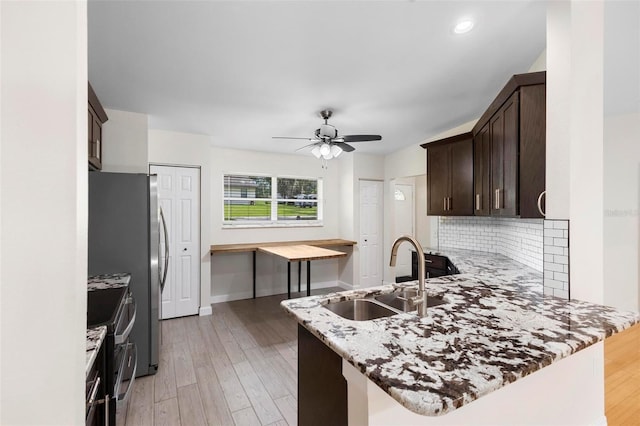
[375,291,447,312]
[323,299,398,321]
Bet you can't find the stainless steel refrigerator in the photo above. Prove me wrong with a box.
[88,172,168,376]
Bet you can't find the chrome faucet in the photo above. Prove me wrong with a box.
[389,235,428,317]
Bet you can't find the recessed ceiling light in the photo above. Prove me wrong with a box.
[454,19,474,34]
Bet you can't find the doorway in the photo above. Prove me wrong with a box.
[359,180,384,288]
[150,165,201,319]
[393,181,415,280]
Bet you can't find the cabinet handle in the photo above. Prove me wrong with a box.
[537,191,546,217]
[495,189,500,209]
[476,194,481,211]
[444,197,447,211]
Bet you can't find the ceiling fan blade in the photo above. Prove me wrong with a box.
[340,135,382,142]
[334,142,355,152]
[272,136,316,140]
[294,142,320,152]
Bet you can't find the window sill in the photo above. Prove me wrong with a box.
[222,221,323,230]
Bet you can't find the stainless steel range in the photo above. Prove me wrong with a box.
[87,286,136,426]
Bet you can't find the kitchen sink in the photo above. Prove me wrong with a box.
[375,291,447,312]
[323,299,399,321]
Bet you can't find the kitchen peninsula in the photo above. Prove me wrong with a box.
[281,249,639,425]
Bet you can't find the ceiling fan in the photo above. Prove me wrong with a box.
[272,110,382,159]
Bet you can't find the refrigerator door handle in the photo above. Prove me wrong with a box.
[159,207,169,292]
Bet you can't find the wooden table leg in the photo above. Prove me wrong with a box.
[287,261,291,299]
[307,260,311,296]
[298,261,302,292]
[253,251,256,299]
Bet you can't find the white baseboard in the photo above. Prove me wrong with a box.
[338,281,355,290]
[210,280,344,304]
[199,305,212,316]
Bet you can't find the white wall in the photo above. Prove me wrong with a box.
[1,1,87,424]
[102,108,149,173]
[528,48,547,73]
[148,129,213,314]
[414,174,430,246]
[209,147,344,301]
[562,1,605,305]
[602,0,640,313]
[338,155,356,286]
[546,2,572,220]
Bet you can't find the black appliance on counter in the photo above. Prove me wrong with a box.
[87,287,136,426]
[88,172,165,377]
[410,251,459,279]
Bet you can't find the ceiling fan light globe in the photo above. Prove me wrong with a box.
[319,143,331,156]
[311,146,322,159]
[322,152,333,160]
[330,144,343,157]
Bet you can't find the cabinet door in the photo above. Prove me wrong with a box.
[490,92,519,216]
[519,84,546,218]
[88,110,93,158]
[426,144,449,215]
[473,124,491,216]
[92,117,102,168]
[449,139,474,215]
[502,92,519,216]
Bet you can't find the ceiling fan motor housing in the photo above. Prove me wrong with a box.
[318,124,338,139]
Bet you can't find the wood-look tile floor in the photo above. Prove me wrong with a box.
[124,288,341,426]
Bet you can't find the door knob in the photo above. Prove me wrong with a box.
[183,248,187,252]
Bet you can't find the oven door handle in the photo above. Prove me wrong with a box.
[114,297,136,346]
[115,343,138,404]
[85,375,101,424]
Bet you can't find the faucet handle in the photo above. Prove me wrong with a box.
[398,295,424,306]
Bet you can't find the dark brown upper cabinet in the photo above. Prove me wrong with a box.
[473,123,491,216]
[472,71,546,219]
[423,133,473,216]
[88,83,108,171]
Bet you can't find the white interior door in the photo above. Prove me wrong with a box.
[359,180,383,288]
[393,182,415,278]
[151,165,200,319]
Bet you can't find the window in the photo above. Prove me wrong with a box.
[223,174,322,226]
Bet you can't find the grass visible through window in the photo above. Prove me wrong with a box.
[224,201,317,221]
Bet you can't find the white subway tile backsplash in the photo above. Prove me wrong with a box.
[553,288,569,298]
[554,221,568,229]
[438,217,544,272]
[439,217,571,301]
[553,238,568,247]
[543,219,570,300]
[545,246,564,255]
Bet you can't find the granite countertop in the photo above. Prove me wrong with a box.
[86,326,107,377]
[281,248,640,416]
[88,272,131,291]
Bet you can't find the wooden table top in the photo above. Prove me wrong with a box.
[210,238,356,254]
[257,245,348,262]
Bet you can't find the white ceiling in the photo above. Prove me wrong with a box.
[88,1,546,156]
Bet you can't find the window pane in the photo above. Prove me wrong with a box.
[276,178,317,200]
[224,175,271,199]
[224,200,271,221]
[277,201,318,221]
